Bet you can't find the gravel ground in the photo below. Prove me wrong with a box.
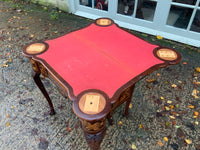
[0,1,200,150]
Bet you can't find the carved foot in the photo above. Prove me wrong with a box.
[49,110,56,115]
[84,128,106,150]
[81,118,106,150]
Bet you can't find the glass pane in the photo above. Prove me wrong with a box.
[80,0,93,7]
[117,0,157,21]
[136,0,157,21]
[167,5,193,29]
[117,0,135,15]
[95,0,108,10]
[80,0,108,11]
[172,0,197,5]
[190,10,200,33]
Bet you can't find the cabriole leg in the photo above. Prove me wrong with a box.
[32,71,56,115]
[124,84,135,116]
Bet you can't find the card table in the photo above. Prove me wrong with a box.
[23,18,181,150]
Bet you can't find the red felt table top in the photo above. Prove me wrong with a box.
[37,22,164,98]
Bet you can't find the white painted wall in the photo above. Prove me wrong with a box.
[31,0,70,12]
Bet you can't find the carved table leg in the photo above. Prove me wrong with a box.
[124,84,135,116]
[32,71,56,115]
[81,118,106,150]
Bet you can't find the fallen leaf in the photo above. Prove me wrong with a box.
[170,105,174,109]
[191,89,199,98]
[169,115,175,119]
[156,35,163,40]
[172,120,176,125]
[195,67,200,72]
[129,103,133,109]
[167,100,172,104]
[160,97,164,100]
[188,105,194,109]
[163,137,168,142]
[194,111,199,116]
[131,144,136,149]
[171,84,177,88]
[6,123,10,127]
[171,111,178,116]
[30,34,34,38]
[2,63,8,67]
[165,106,170,111]
[67,127,71,132]
[146,78,155,83]
[185,139,192,144]
[175,104,179,108]
[118,121,122,126]
[157,141,164,146]
[11,106,14,109]
[165,122,170,128]
[139,124,144,129]
[194,73,198,77]
[194,81,200,85]
[182,62,187,65]
[8,58,12,62]
[174,125,181,128]
[157,73,160,76]
[6,114,10,117]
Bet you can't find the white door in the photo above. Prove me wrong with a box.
[72,0,200,47]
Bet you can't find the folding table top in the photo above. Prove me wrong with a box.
[23,18,181,100]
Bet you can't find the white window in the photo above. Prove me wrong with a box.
[71,0,200,47]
